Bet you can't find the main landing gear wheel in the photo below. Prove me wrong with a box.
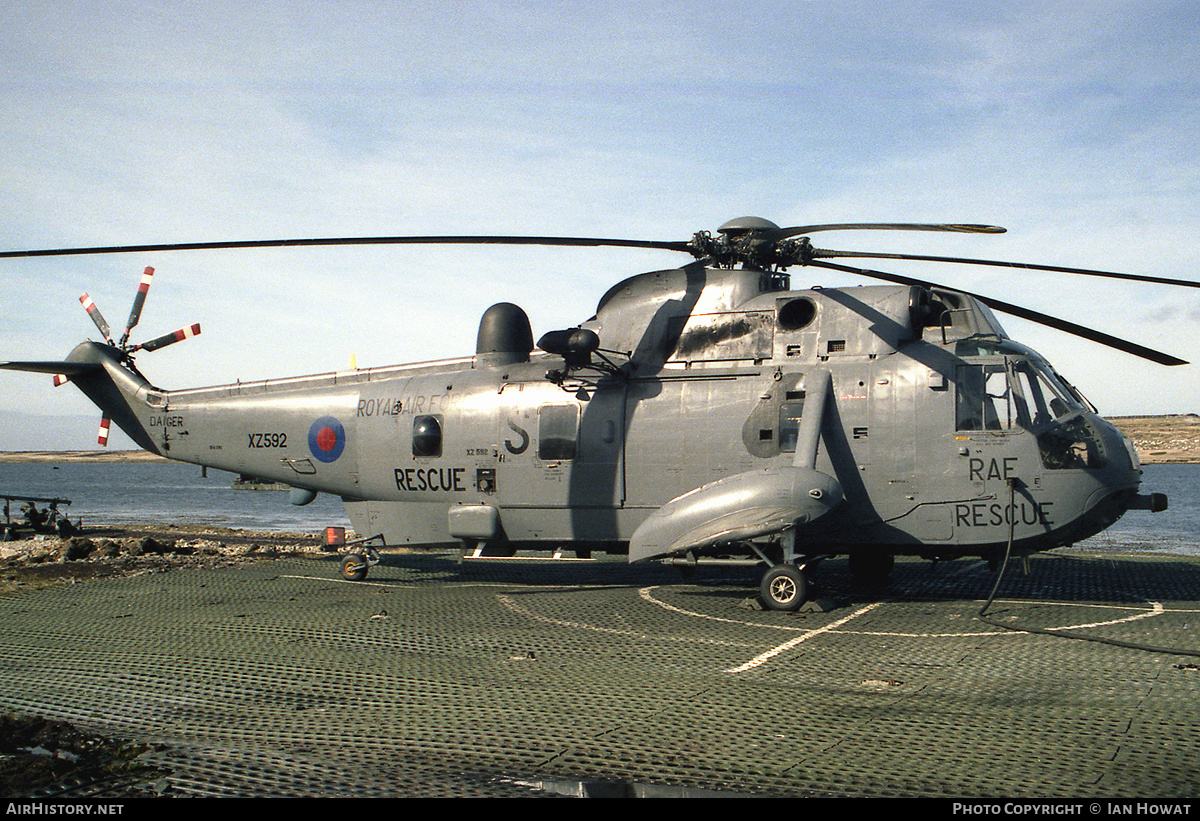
[341,554,369,582]
[760,564,808,612]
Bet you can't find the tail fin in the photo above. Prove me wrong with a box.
[2,343,162,453]
[3,266,199,451]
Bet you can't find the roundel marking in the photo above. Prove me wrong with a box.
[308,416,346,463]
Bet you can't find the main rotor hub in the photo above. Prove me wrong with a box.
[690,216,803,272]
[716,216,781,236]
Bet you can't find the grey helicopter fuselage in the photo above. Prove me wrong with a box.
[61,261,1156,568]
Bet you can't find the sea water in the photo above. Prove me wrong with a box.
[0,459,349,533]
[1073,463,1200,557]
[0,459,1195,551]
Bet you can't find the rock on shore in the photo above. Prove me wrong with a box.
[0,526,335,596]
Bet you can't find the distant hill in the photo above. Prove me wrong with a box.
[1108,415,1200,464]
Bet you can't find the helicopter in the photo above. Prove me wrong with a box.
[1,217,1192,610]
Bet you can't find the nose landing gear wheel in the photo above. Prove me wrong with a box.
[760,564,808,612]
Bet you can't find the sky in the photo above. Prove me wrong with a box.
[1,0,1198,449]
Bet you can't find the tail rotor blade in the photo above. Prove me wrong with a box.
[97,417,111,447]
[121,266,155,345]
[79,293,113,344]
[134,323,201,352]
[53,374,70,387]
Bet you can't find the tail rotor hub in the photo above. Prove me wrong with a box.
[62,267,202,445]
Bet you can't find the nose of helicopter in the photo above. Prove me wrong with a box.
[1092,414,1168,515]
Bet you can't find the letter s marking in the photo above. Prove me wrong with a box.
[504,419,529,455]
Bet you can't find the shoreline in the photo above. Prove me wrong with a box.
[3,415,1199,465]
[0,449,168,463]
[0,523,338,597]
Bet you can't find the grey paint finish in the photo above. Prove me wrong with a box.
[5,264,1160,570]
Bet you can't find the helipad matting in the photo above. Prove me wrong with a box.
[2,551,1198,797]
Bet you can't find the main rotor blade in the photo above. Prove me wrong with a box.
[771,223,1006,242]
[808,259,1188,366]
[0,235,693,259]
[810,248,1200,289]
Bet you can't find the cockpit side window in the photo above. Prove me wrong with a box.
[956,358,1104,468]
[955,364,1012,430]
[956,359,1085,434]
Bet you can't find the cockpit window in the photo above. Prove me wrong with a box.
[1009,361,1083,430]
[956,360,1084,433]
[956,358,1105,469]
[956,364,1013,430]
[1037,414,1107,470]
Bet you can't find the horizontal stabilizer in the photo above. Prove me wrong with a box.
[0,360,102,376]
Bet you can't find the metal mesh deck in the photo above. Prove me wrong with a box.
[2,552,1199,797]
